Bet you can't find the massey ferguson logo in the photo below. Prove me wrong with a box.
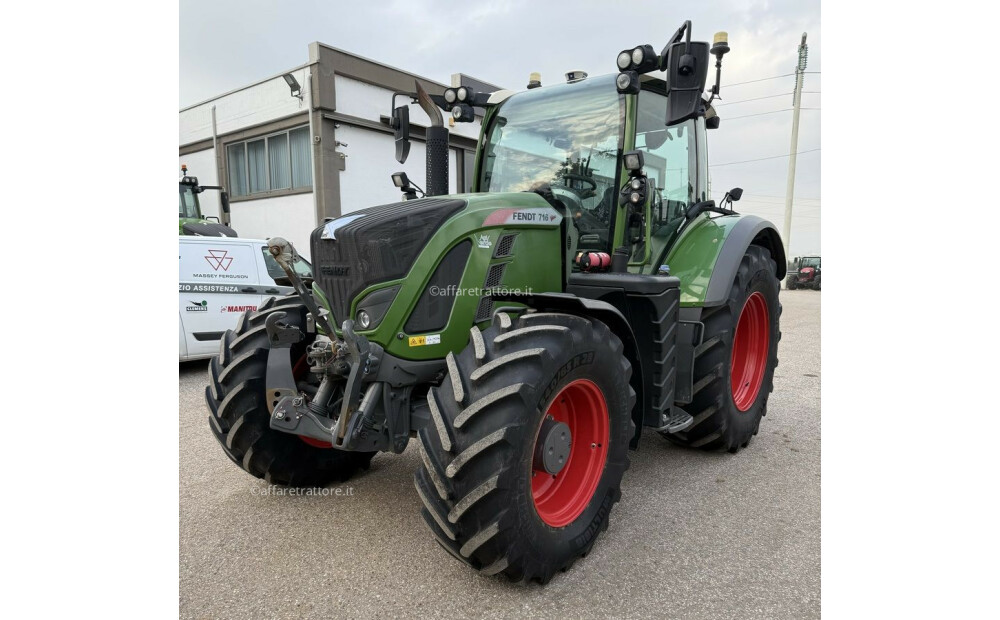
[321,265,351,277]
[204,250,233,271]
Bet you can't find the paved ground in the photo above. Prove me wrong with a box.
[180,290,820,619]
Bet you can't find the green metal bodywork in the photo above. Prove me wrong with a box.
[662,213,743,307]
[312,75,780,359]
[325,192,563,361]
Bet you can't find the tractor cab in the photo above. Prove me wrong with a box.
[178,165,237,237]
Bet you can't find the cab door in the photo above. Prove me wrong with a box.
[178,240,263,359]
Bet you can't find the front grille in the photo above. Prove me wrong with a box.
[484,262,507,289]
[493,233,517,258]
[474,296,494,323]
[311,198,466,325]
[474,262,509,323]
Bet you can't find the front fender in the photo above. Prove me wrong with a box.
[665,214,785,307]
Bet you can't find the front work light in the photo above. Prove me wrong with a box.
[391,171,409,188]
[617,50,632,71]
[616,71,640,94]
[623,150,645,173]
[444,88,457,104]
[451,104,474,122]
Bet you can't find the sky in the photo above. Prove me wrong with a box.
[180,0,820,256]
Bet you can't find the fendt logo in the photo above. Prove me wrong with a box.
[321,264,351,277]
[204,250,233,272]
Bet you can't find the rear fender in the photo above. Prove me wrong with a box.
[666,214,785,307]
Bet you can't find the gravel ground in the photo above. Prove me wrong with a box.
[180,290,820,619]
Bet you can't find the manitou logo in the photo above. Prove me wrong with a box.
[220,305,256,313]
[204,250,233,271]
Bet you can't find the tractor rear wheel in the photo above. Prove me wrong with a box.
[415,311,635,583]
[205,295,376,487]
[664,245,781,452]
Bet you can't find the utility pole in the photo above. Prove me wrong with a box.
[782,33,808,257]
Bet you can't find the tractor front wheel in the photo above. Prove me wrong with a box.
[415,311,635,583]
[205,295,376,487]
[665,245,781,452]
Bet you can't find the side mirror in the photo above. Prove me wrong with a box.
[728,187,743,201]
[220,191,231,214]
[663,40,709,126]
[391,104,410,164]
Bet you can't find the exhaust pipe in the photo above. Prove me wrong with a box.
[415,81,449,196]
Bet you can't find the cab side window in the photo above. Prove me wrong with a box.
[636,89,697,236]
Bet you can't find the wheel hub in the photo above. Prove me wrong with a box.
[730,291,770,412]
[531,378,609,528]
[533,416,572,475]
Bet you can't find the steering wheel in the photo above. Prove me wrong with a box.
[560,173,598,199]
[550,187,607,240]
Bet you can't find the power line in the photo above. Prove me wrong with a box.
[725,107,820,120]
[715,93,792,106]
[741,192,821,201]
[710,148,820,168]
[722,73,793,88]
[722,71,820,88]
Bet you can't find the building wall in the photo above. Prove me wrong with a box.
[179,48,495,262]
[180,67,311,146]
[228,192,316,260]
[337,126,458,212]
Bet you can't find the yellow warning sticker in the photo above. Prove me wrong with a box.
[408,334,441,347]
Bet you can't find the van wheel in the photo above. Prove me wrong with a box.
[205,295,375,487]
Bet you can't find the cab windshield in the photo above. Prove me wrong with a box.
[179,184,201,219]
[801,257,820,268]
[479,75,625,247]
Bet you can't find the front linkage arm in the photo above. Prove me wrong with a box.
[264,238,385,451]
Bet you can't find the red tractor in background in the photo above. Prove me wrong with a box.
[785,255,821,290]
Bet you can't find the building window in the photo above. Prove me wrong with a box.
[227,126,312,197]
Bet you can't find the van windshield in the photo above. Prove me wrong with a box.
[261,246,313,281]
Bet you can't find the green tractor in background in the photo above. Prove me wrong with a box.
[206,21,785,583]
[179,165,237,237]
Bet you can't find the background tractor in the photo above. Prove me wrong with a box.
[786,255,821,290]
[179,165,237,237]
[206,20,785,583]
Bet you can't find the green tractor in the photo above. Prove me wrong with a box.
[206,21,784,583]
[179,165,237,237]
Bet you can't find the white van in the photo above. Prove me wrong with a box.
[179,237,312,361]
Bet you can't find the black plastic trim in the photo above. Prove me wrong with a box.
[704,215,786,305]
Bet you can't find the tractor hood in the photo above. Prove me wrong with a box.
[309,192,564,338]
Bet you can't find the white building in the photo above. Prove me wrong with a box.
[179,43,500,258]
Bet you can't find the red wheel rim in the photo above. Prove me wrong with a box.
[292,354,334,449]
[730,291,770,412]
[531,379,609,527]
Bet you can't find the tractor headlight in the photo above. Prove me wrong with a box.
[630,192,642,204]
[444,88,457,104]
[451,104,474,122]
[631,47,645,66]
[457,86,469,102]
[616,71,639,94]
[630,178,643,190]
[616,51,632,71]
[357,310,371,329]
